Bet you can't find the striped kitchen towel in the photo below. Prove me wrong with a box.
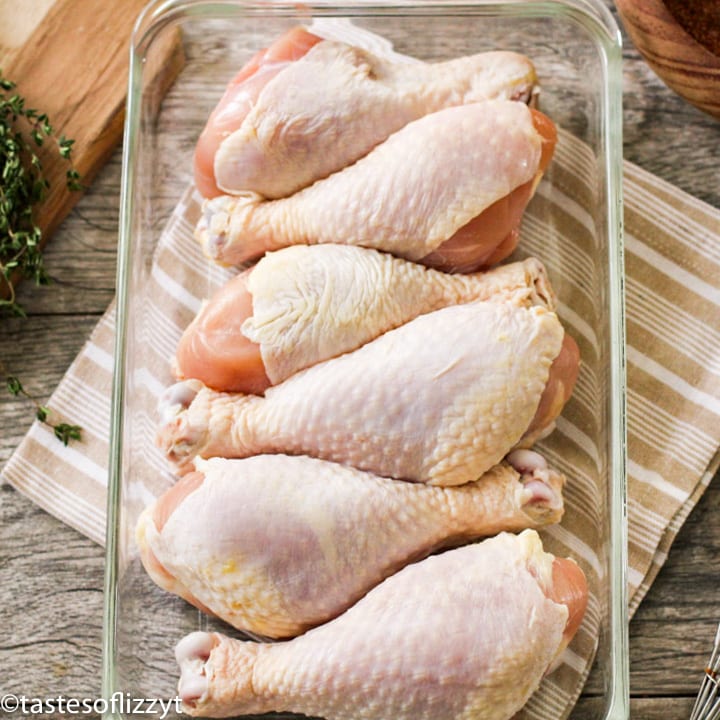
[2,22,720,720]
[623,162,720,615]
[2,153,720,719]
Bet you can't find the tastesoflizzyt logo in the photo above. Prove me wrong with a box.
[0,692,182,718]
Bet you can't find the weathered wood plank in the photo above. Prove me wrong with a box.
[0,486,105,700]
[1,0,183,283]
[8,151,122,317]
[615,11,720,208]
[1,2,720,716]
[0,315,100,460]
[629,478,720,693]
[573,696,698,719]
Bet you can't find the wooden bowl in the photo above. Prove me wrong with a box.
[614,0,720,120]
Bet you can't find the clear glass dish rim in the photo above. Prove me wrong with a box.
[102,1,627,718]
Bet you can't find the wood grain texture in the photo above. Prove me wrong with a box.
[1,3,720,718]
[614,0,720,120]
[0,0,184,300]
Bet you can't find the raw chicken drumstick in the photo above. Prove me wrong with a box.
[137,450,564,638]
[174,247,557,394]
[174,530,588,720]
[204,31,537,199]
[194,27,323,199]
[196,100,557,272]
[158,302,579,483]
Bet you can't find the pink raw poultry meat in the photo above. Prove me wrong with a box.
[158,301,578,482]
[137,450,564,638]
[195,100,556,273]
[174,530,588,719]
[194,27,323,199]
[174,248,558,394]
[195,26,537,199]
[212,40,537,199]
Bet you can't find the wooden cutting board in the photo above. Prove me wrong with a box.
[0,0,184,294]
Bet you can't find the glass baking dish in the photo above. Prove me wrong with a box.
[102,1,627,719]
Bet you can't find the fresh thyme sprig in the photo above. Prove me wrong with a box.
[0,72,81,316]
[0,72,83,444]
[3,367,82,446]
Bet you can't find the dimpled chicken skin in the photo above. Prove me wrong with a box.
[158,302,567,483]
[137,450,564,638]
[174,247,558,394]
[212,39,537,199]
[174,530,588,720]
[196,100,555,272]
[193,27,323,199]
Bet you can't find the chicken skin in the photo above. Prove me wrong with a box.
[196,100,557,272]
[174,530,588,720]
[158,302,577,482]
[211,38,537,199]
[137,450,564,638]
[174,247,557,394]
[194,27,323,199]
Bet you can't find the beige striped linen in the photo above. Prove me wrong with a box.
[6,11,720,714]
[1,151,719,718]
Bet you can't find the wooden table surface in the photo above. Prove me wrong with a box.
[1,3,720,719]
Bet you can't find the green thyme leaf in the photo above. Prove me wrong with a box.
[0,70,81,316]
[0,73,83,444]
[6,374,22,395]
[54,423,82,446]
